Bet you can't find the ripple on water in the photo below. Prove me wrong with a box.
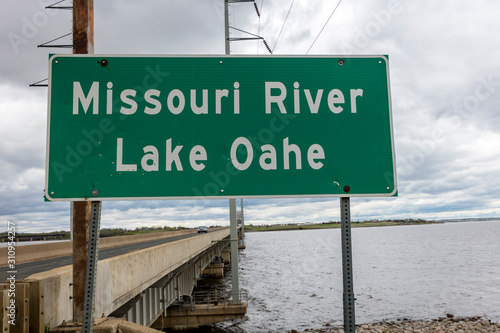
[202,221,500,332]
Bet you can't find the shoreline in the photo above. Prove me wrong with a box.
[245,220,442,232]
[298,317,500,333]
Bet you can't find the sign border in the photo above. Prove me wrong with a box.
[45,54,397,201]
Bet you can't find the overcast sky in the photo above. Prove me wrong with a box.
[1,0,499,233]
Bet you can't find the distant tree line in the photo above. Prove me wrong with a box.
[0,230,70,241]
[318,218,431,224]
[355,218,430,223]
[100,225,191,237]
[1,225,195,242]
[246,218,435,229]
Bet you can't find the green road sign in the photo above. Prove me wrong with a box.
[45,55,396,201]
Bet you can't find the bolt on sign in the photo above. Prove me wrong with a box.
[45,55,397,201]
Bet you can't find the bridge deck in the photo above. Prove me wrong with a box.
[1,228,233,333]
[1,229,216,281]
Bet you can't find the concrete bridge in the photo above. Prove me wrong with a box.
[0,227,246,333]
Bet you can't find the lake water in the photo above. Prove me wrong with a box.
[208,221,500,332]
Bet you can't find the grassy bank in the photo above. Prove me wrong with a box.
[244,220,439,232]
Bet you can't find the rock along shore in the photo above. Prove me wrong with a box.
[296,317,500,333]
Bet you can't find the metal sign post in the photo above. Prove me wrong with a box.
[81,201,101,333]
[341,197,355,332]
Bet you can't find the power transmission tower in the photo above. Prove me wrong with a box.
[225,0,271,54]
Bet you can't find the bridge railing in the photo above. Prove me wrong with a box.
[191,290,248,309]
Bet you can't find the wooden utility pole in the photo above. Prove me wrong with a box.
[72,0,94,323]
[72,202,92,322]
[73,0,94,54]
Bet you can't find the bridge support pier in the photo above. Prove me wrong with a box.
[154,303,247,331]
[202,262,224,278]
[220,249,231,264]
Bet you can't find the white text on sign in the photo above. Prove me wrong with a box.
[73,81,363,115]
[116,137,325,172]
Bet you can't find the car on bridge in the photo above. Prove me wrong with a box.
[197,226,208,233]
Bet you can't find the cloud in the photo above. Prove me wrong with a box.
[1,0,499,232]
[94,0,225,54]
[1,0,71,86]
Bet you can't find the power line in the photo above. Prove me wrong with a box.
[257,0,264,53]
[253,0,260,17]
[272,0,295,53]
[29,78,48,87]
[37,32,72,48]
[306,0,343,54]
[45,0,72,10]
[229,26,272,53]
